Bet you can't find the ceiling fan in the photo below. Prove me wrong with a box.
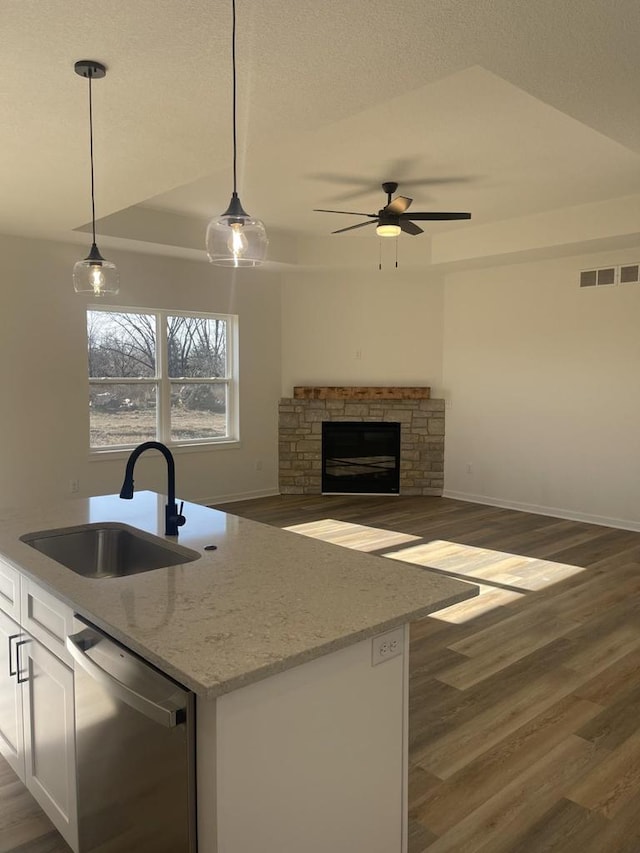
[314,181,471,237]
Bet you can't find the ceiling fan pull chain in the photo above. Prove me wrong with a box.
[395,237,398,269]
[379,238,382,271]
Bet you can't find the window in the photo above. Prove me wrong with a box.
[87,307,237,450]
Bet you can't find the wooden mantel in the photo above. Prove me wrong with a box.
[293,386,431,400]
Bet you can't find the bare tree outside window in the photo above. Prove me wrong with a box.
[87,309,235,449]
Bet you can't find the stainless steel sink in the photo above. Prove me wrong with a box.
[20,522,201,579]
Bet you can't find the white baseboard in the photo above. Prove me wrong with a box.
[196,488,280,506]
[442,489,640,533]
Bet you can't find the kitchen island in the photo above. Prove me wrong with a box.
[0,491,476,852]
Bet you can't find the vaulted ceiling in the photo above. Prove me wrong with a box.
[3,0,640,267]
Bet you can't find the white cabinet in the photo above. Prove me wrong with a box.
[0,608,24,780]
[21,576,75,667]
[0,558,78,851]
[197,627,410,853]
[0,558,20,621]
[22,637,78,849]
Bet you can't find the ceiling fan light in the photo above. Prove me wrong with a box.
[376,223,401,238]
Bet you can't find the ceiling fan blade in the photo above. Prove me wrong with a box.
[403,176,474,188]
[385,196,412,215]
[314,209,377,217]
[404,212,471,221]
[331,221,378,235]
[400,220,423,236]
[308,173,374,188]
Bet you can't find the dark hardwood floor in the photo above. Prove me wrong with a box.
[217,495,640,853]
[3,494,640,852]
[0,754,71,852]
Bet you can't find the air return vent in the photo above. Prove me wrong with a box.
[619,264,640,284]
[579,267,616,287]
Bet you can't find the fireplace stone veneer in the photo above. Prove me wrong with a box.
[279,395,445,495]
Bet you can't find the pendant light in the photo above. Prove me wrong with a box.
[206,0,268,267]
[73,60,119,295]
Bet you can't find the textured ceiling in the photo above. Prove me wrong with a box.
[2,0,640,258]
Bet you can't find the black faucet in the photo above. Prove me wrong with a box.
[119,441,186,536]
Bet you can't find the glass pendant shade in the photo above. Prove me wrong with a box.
[73,243,119,295]
[206,192,268,267]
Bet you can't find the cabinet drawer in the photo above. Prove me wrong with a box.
[21,578,74,666]
[0,557,21,621]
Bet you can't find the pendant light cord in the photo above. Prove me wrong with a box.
[231,0,237,196]
[87,70,97,245]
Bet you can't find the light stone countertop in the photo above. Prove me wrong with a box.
[0,491,477,698]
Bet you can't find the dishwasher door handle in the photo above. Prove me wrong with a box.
[66,629,185,728]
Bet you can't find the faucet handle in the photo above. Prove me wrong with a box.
[165,501,186,536]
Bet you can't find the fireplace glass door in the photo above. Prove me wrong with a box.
[322,421,401,494]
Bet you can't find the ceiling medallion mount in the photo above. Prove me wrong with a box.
[74,60,106,80]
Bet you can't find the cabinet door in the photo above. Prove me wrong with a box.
[22,638,79,852]
[0,609,24,780]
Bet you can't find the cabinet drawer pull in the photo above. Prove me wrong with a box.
[8,633,21,677]
[15,638,30,683]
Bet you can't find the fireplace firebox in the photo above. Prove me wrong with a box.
[321,421,401,495]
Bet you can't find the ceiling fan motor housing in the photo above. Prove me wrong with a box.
[378,212,400,227]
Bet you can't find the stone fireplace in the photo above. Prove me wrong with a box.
[278,387,444,495]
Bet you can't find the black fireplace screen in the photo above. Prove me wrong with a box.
[322,421,401,494]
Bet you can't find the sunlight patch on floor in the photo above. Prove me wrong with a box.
[384,539,585,591]
[284,522,584,624]
[425,583,525,623]
[284,519,421,552]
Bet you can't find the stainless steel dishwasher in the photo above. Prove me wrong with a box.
[66,618,196,852]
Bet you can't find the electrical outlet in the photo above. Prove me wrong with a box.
[466,463,473,474]
[371,627,404,666]
[69,479,80,494]
[255,459,263,471]
[355,349,362,360]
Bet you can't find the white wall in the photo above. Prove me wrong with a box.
[0,234,281,511]
[10,230,637,528]
[442,249,640,529]
[281,269,444,397]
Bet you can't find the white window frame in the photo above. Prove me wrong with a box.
[87,305,239,455]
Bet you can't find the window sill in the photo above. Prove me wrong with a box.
[89,440,241,462]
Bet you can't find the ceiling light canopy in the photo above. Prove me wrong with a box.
[206,0,267,267]
[72,60,119,296]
